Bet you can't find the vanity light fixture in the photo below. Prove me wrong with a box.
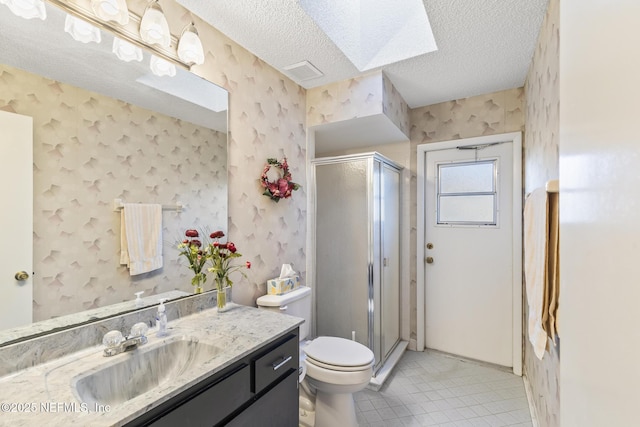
[112,37,143,62]
[150,54,176,77]
[91,0,129,26]
[0,0,47,20]
[64,14,102,44]
[139,0,170,48]
[177,23,204,66]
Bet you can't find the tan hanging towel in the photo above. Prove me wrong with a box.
[525,186,560,360]
[543,192,560,340]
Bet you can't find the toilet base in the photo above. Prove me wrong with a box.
[314,391,357,427]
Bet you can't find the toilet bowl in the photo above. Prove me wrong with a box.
[256,287,374,427]
[303,336,374,427]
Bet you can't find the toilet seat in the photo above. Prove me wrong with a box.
[305,358,373,387]
[304,336,374,372]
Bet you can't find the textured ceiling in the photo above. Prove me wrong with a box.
[177,0,548,108]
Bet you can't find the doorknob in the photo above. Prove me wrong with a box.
[14,271,29,281]
[425,257,434,264]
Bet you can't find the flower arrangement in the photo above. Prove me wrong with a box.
[260,157,301,202]
[207,230,251,309]
[177,229,209,293]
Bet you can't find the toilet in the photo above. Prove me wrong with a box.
[257,286,374,427]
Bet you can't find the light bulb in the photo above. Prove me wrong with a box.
[64,14,101,44]
[112,38,143,62]
[139,1,170,48]
[0,0,46,20]
[150,55,176,77]
[178,25,204,65]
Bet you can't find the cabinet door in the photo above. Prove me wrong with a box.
[226,371,298,427]
[147,364,250,427]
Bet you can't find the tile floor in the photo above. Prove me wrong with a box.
[354,350,533,427]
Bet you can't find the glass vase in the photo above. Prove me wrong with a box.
[193,274,205,294]
[216,278,231,312]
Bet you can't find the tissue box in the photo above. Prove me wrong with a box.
[267,275,301,295]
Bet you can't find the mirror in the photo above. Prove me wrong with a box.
[0,3,228,345]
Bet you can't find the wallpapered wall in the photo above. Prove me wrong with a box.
[409,87,525,341]
[523,0,560,425]
[306,71,410,138]
[89,0,308,308]
[2,0,308,320]
[0,63,227,321]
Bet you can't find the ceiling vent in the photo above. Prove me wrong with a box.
[283,60,323,81]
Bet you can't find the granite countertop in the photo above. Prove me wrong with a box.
[0,304,303,426]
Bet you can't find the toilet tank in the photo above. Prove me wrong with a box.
[256,286,311,341]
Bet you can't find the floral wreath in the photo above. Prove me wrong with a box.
[260,157,301,202]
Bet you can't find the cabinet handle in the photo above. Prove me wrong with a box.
[272,355,292,371]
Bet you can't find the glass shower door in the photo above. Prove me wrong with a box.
[314,159,371,348]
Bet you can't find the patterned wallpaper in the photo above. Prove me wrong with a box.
[382,73,410,137]
[307,71,410,139]
[523,0,561,425]
[409,87,525,342]
[307,72,383,128]
[0,63,227,321]
[105,0,309,308]
[2,0,308,321]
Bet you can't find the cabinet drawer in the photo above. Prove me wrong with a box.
[252,333,298,394]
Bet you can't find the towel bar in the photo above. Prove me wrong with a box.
[113,198,183,212]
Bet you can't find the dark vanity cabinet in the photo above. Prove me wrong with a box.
[127,328,299,427]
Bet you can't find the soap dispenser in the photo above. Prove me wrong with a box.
[156,298,169,337]
[134,291,144,308]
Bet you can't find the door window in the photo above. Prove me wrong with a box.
[437,160,497,225]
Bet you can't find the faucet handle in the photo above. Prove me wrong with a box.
[103,330,123,348]
[130,322,149,338]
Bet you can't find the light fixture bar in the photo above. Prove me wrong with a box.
[45,0,190,70]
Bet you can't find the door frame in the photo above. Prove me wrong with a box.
[417,132,522,375]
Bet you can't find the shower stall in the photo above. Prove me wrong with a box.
[312,152,403,378]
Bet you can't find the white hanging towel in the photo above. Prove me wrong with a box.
[120,203,163,275]
[524,188,549,360]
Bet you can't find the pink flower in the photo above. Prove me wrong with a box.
[185,229,199,238]
[246,261,251,269]
[277,178,288,195]
[227,242,237,253]
[190,239,202,247]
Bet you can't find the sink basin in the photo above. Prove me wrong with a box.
[73,336,223,406]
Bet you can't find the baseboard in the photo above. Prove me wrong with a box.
[367,340,409,391]
[522,374,540,427]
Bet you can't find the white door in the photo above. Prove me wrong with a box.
[0,110,33,330]
[424,141,514,367]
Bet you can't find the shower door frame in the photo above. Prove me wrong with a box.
[310,152,404,374]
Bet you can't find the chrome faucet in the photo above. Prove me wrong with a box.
[102,322,149,357]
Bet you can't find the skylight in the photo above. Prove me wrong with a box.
[298,0,437,71]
